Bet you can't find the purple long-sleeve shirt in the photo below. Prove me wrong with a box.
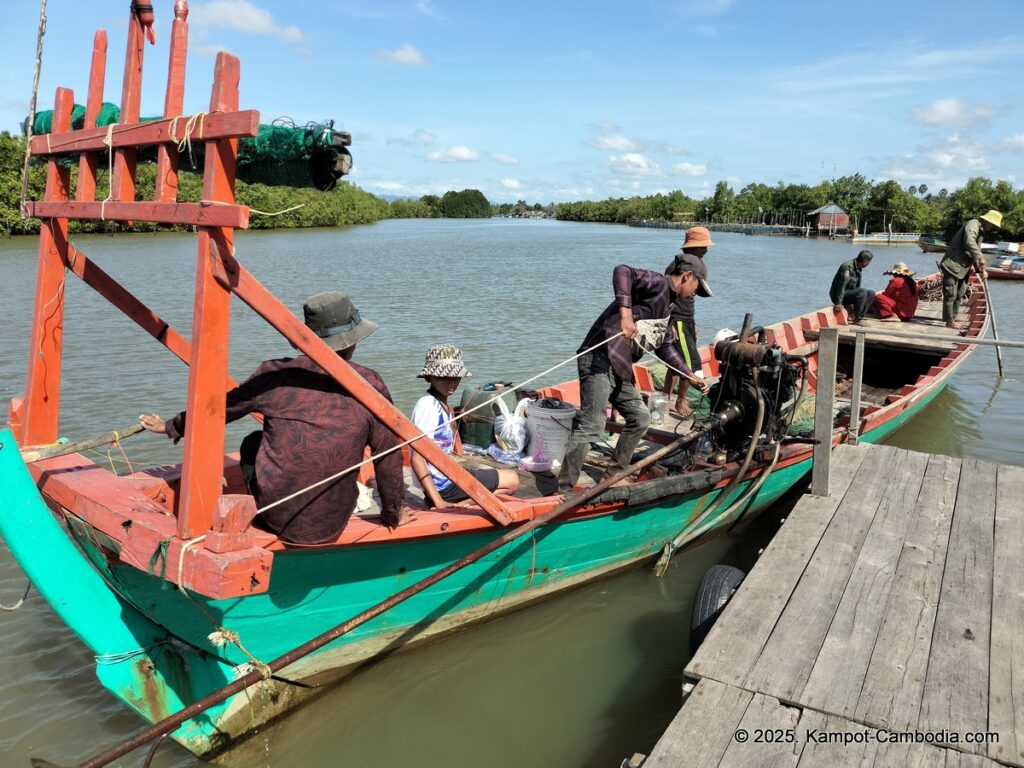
[577,265,693,382]
[165,355,404,543]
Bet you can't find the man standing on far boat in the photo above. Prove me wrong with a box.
[939,210,1001,330]
[663,226,715,417]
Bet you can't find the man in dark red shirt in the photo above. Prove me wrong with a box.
[140,292,408,544]
[557,256,711,492]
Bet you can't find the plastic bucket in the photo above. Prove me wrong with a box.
[525,398,576,464]
[459,382,518,449]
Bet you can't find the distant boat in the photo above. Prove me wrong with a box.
[851,232,921,247]
[988,253,1024,281]
[917,235,946,253]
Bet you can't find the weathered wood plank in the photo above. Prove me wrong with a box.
[855,454,961,731]
[743,445,903,703]
[796,709,878,767]
[988,463,1024,765]
[644,679,752,768]
[717,693,800,768]
[801,449,930,718]
[24,200,249,228]
[919,458,997,752]
[29,109,261,154]
[686,444,870,686]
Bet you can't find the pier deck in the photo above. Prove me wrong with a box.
[644,443,1024,767]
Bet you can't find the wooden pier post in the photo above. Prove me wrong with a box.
[810,327,838,496]
[848,331,865,444]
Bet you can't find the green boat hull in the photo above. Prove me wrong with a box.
[0,377,948,756]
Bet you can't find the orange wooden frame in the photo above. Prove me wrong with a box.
[16,1,514,568]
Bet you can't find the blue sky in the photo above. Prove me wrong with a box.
[2,0,1023,203]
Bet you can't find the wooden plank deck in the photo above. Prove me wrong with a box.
[803,301,964,354]
[644,443,1024,768]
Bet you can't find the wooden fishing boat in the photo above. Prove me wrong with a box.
[918,234,947,253]
[0,4,992,763]
[852,231,922,246]
[988,255,1024,280]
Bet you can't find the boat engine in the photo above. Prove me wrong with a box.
[703,330,807,457]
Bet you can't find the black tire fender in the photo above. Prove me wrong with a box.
[690,564,745,650]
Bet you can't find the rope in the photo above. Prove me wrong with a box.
[253,331,627,517]
[20,0,47,212]
[171,535,273,680]
[168,111,207,165]
[199,197,307,218]
[95,640,169,665]
[0,581,32,611]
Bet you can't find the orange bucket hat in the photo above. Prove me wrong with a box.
[681,226,715,250]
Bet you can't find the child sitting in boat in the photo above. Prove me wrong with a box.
[874,262,919,321]
[411,345,520,507]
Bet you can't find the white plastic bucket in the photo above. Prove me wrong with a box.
[525,399,576,464]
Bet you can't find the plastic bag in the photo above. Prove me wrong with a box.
[494,397,529,453]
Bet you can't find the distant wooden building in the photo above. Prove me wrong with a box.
[808,203,849,233]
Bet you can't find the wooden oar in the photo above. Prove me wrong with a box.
[58,430,702,768]
[980,273,1005,377]
[19,423,145,464]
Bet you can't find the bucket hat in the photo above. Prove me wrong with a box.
[980,210,1003,228]
[673,252,713,297]
[418,344,473,379]
[303,291,377,352]
[886,261,915,277]
[681,226,715,250]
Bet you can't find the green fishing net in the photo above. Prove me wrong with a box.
[28,104,349,190]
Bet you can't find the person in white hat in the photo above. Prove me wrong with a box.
[410,344,520,508]
[940,210,1001,329]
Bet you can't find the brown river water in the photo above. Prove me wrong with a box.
[1,219,1021,767]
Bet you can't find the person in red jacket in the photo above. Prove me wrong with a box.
[874,262,919,321]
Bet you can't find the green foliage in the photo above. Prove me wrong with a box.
[0,131,497,235]
[554,172,1024,241]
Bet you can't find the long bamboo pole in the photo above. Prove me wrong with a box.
[980,275,1005,377]
[63,431,701,768]
[20,423,144,463]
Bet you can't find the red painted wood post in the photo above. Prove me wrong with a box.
[20,88,74,446]
[111,7,144,209]
[155,2,189,202]
[176,53,241,538]
[76,29,107,202]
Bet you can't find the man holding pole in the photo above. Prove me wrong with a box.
[940,210,1001,329]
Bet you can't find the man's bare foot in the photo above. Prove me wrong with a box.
[388,508,418,529]
[671,401,694,418]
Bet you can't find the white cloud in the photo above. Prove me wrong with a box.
[673,162,708,177]
[682,0,735,16]
[609,153,661,178]
[189,1,303,43]
[417,0,443,18]
[911,98,998,128]
[999,134,1024,152]
[501,178,523,190]
[370,181,410,192]
[387,129,437,146]
[491,152,520,166]
[376,44,428,67]
[771,39,1023,94]
[589,133,638,152]
[881,133,989,188]
[427,145,480,163]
